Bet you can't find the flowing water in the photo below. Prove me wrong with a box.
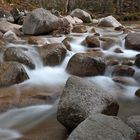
[0,24,140,140]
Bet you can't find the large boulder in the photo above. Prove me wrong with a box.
[68,114,136,140]
[127,115,140,133]
[98,16,122,27]
[70,8,92,23]
[22,8,61,35]
[39,43,67,66]
[125,33,140,50]
[0,21,21,33]
[66,52,106,76]
[3,47,35,69]
[57,76,119,131]
[0,62,29,87]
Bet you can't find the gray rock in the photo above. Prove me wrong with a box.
[68,114,136,140]
[39,43,67,66]
[22,8,61,35]
[70,8,92,23]
[66,52,106,76]
[85,35,100,48]
[72,25,87,33]
[57,76,119,131]
[112,65,135,77]
[125,33,140,50]
[4,47,35,69]
[0,62,29,87]
[98,16,122,27]
[0,21,21,33]
[127,115,140,133]
[3,30,19,43]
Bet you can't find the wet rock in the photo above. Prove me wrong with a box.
[135,89,140,98]
[0,21,21,33]
[3,30,20,43]
[107,59,119,66]
[59,18,72,34]
[72,25,87,33]
[3,47,35,69]
[125,33,140,50]
[98,16,122,27]
[114,48,124,53]
[57,76,119,131]
[62,37,74,51]
[0,9,14,23]
[85,35,100,48]
[22,8,61,35]
[66,52,106,76]
[90,27,96,33]
[99,36,120,50]
[0,62,29,87]
[70,8,92,23]
[68,114,136,140]
[28,36,48,46]
[39,43,67,66]
[114,26,124,31]
[127,115,140,133]
[112,65,135,77]
[135,55,140,68]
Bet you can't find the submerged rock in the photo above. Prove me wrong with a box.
[0,62,29,87]
[39,43,67,66]
[70,8,92,23]
[125,33,140,50]
[57,76,119,131]
[66,52,106,76]
[68,114,136,140]
[22,8,61,35]
[98,15,122,27]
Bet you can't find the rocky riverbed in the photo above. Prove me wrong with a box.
[0,7,140,140]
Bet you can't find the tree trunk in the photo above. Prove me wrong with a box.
[65,0,70,13]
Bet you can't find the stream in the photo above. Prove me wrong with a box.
[0,24,140,140]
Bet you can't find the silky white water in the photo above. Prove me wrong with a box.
[0,26,139,139]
